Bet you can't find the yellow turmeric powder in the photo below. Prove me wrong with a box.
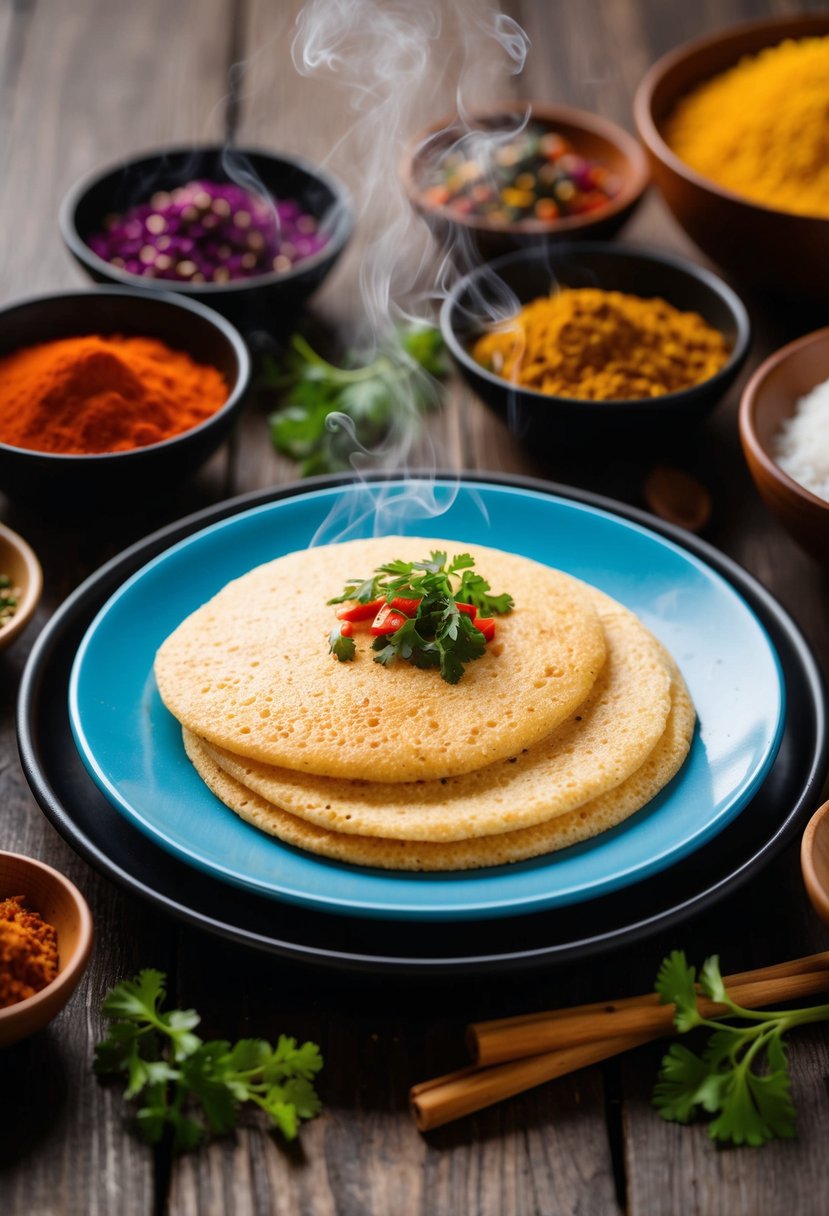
[471,289,729,401]
[665,36,829,218]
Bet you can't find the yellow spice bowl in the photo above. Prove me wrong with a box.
[634,13,829,296]
[0,852,93,1048]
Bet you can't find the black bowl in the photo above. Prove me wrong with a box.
[441,243,751,445]
[59,145,353,329]
[0,288,250,504]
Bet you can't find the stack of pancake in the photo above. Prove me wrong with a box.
[154,537,695,872]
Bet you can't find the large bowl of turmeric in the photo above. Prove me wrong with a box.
[634,14,829,296]
[441,243,750,447]
[0,288,250,504]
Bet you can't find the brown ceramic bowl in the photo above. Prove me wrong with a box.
[634,14,829,295]
[403,102,649,261]
[739,327,829,565]
[0,523,42,649]
[0,852,93,1047]
[801,801,829,928]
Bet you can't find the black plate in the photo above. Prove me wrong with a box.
[17,473,829,975]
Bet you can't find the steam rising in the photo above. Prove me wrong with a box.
[286,0,531,541]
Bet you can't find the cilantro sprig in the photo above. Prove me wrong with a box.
[652,951,829,1146]
[265,325,446,476]
[328,550,513,684]
[95,970,323,1152]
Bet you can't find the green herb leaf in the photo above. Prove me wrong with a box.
[265,326,445,476]
[328,626,356,662]
[95,971,323,1153]
[651,952,829,1148]
[655,951,701,1032]
[331,551,510,682]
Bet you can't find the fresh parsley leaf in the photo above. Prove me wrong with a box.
[652,952,829,1147]
[95,971,323,1152]
[328,626,356,662]
[265,326,446,476]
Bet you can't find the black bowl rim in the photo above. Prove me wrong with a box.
[59,142,355,295]
[634,12,829,227]
[440,241,752,410]
[0,286,251,464]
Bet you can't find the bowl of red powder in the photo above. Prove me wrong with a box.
[0,287,250,503]
[60,146,353,326]
[0,851,93,1047]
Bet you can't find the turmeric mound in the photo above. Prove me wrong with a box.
[471,288,729,401]
[665,36,829,218]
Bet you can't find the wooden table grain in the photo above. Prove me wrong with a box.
[2,2,829,1214]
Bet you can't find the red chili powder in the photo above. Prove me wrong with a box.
[0,334,229,454]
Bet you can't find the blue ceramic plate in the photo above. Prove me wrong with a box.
[69,479,785,921]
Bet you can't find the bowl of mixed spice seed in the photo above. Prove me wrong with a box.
[0,523,42,649]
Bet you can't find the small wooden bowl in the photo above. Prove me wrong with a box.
[634,14,829,295]
[739,328,829,565]
[0,523,42,649]
[403,102,649,260]
[0,852,93,1047]
[801,801,829,928]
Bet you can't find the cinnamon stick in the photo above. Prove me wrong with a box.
[408,953,829,1132]
[471,952,829,1066]
[411,1032,651,1132]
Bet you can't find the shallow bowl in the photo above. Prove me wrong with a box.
[0,851,93,1047]
[0,288,250,505]
[800,801,829,928]
[440,243,750,446]
[60,145,353,326]
[739,327,829,565]
[634,14,829,295]
[404,102,649,261]
[0,524,42,648]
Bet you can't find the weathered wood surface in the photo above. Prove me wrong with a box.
[1,1,829,1214]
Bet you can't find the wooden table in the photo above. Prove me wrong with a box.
[2,1,829,1212]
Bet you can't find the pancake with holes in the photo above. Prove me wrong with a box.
[154,537,608,783]
[194,591,674,841]
[181,659,694,870]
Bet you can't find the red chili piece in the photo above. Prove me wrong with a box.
[475,617,495,641]
[455,601,478,620]
[336,599,384,622]
[339,621,354,637]
[371,604,407,635]
[390,596,421,616]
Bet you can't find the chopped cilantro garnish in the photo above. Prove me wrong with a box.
[329,551,511,683]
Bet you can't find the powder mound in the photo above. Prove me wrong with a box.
[0,895,59,1008]
[472,289,729,401]
[155,537,608,783]
[665,35,829,218]
[0,334,228,454]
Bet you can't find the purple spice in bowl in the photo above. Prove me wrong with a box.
[86,180,330,285]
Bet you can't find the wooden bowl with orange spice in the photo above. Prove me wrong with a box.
[0,851,93,1047]
[634,13,829,295]
[0,287,250,505]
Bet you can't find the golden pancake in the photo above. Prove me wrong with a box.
[198,591,672,841]
[181,663,694,871]
[155,537,607,783]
